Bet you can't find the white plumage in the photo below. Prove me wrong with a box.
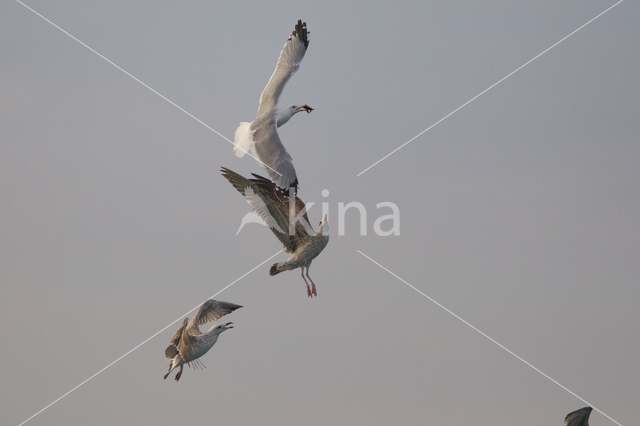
[233,19,313,192]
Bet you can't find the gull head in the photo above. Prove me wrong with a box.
[318,214,329,236]
[276,105,314,127]
[210,322,234,334]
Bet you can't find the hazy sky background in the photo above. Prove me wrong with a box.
[2,1,638,425]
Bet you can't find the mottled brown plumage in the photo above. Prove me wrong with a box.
[221,167,329,297]
[164,300,242,381]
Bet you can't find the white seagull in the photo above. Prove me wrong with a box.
[221,167,329,297]
[565,407,593,426]
[233,19,313,193]
[164,299,242,381]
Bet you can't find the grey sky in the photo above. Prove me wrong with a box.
[2,1,638,425]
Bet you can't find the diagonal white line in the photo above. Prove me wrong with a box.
[357,0,624,177]
[17,250,282,426]
[357,250,623,426]
[15,0,282,178]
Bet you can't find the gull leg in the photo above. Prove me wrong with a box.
[306,268,317,297]
[164,359,179,380]
[175,365,183,381]
[301,267,312,297]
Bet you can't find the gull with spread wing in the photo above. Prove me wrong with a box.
[164,299,242,381]
[221,167,328,297]
[233,19,313,193]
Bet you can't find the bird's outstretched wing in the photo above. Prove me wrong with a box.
[257,19,309,115]
[565,407,592,426]
[249,172,311,231]
[221,167,314,253]
[248,20,309,191]
[178,323,197,363]
[165,318,188,360]
[245,186,286,234]
[250,123,298,191]
[190,300,243,330]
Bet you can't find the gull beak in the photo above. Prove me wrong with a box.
[222,322,234,331]
[298,105,314,113]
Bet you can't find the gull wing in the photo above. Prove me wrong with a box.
[257,19,309,116]
[250,123,298,190]
[245,186,286,234]
[165,318,188,360]
[221,167,314,253]
[237,20,308,191]
[249,173,311,230]
[565,407,592,426]
[178,324,197,363]
[190,300,243,331]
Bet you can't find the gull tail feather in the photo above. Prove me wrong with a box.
[233,122,254,158]
[270,261,295,276]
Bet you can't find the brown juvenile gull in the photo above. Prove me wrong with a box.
[221,167,329,297]
[565,407,593,426]
[164,299,242,381]
[233,19,314,193]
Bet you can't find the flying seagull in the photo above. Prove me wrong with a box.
[233,19,314,193]
[164,299,242,381]
[565,407,593,426]
[221,167,329,297]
